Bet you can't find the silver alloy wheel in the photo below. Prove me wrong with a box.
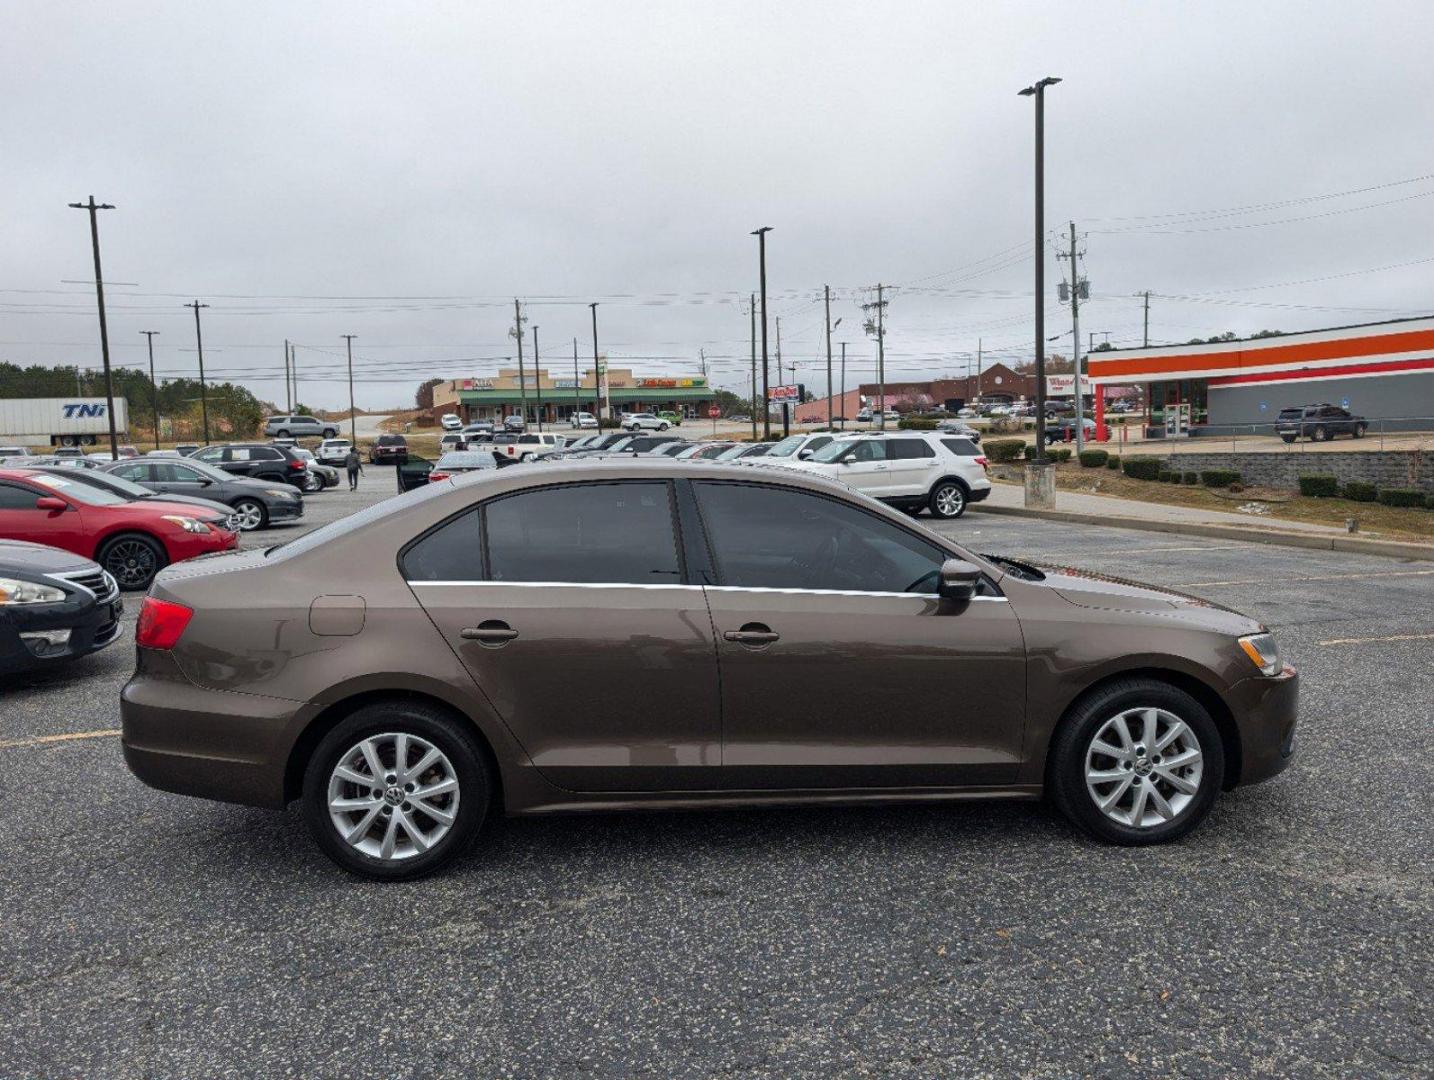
[1084,707,1204,828]
[934,483,965,517]
[327,732,461,862]
[232,501,265,531]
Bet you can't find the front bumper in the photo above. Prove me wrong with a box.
[1226,667,1299,786]
[168,527,239,562]
[267,498,304,522]
[0,593,123,674]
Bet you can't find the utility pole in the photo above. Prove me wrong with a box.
[748,294,757,440]
[839,342,847,430]
[140,331,161,450]
[289,341,298,414]
[774,316,787,436]
[342,335,358,442]
[572,338,581,420]
[1019,75,1061,468]
[68,196,119,460]
[976,337,983,400]
[862,285,888,428]
[185,301,211,444]
[1140,290,1151,347]
[823,285,834,428]
[1064,221,1085,452]
[751,226,773,439]
[283,339,292,412]
[589,303,604,421]
[512,299,527,427]
[532,324,544,432]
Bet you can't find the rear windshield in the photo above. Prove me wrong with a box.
[1277,409,1303,419]
[377,435,406,445]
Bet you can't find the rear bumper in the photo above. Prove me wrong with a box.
[968,485,992,503]
[120,648,297,808]
[1226,667,1299,786]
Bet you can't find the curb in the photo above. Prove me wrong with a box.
[967,503,1434,562]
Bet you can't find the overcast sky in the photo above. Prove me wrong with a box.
[4,0,1432,411]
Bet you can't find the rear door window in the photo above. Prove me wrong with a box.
[401,509,484,581]
[484,482,681,585]
[941,438,980,456]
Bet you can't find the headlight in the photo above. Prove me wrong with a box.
[265,489,292,499]
[0,577,68,605]
[161,514,212,534]
[1239,632,1281,676]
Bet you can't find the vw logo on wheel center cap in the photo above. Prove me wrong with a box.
[383,786,404,806]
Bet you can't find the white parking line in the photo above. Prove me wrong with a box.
[1317,633,1434,646]
[1178,569,1434,588]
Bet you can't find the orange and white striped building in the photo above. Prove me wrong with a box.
[1086,315,1434,432]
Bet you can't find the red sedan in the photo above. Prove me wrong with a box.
[0,468,237,590]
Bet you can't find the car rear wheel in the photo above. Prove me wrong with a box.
[1280,435,1296,444]
[301,472,321,493]
[303,702,490,880]
[231,498,267,531]
[1311,425,1328,442]
[1048,678,1224,845]
[276,429,290,438]
[98,532,167,591]
[1353,423,1367,438]
[928,480,968,519]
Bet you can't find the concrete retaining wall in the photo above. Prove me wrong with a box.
[1147,450,1432,492]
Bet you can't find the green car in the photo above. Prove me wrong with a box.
[657,410,682,427]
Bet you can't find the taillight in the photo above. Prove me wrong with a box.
[428,471,450,482]
[135,597,193,650]
[289,460,304,470]
[975,455,988,469]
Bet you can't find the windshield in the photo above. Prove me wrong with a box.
[765,434,806,458]
[28,473,127,505]
[715,444,751,460]
[811,439,858,463]
[178,459,233,483]
[60,469,152,498]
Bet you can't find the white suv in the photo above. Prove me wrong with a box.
[496,432,567,463]
[315,438,353,465]
[792,432,990,518]
[621,412,670,431]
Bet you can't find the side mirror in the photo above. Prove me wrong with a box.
[35,496,68,512]
[798,448,813,460]
[938,558,982,602]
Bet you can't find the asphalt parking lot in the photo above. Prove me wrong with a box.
[2,469,1430,1078]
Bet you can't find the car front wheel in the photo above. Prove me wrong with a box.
[928,480,968,519]
[98,532,167,590]
[1048,678,1223,845]
[1353,423,1367,438]
[1311,425,1328,442]
[231,498,268,531]
[302,702,490,880]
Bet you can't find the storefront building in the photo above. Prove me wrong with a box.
[1086,316,1434,435]
[431,368,714,425]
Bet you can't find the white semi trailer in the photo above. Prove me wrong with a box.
[0,397,130,448]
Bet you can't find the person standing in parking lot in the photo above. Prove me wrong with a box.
[344,448,363,490]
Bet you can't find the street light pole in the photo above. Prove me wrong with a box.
[589,303,605,421]
[532,324,544,433]
[185,301,211,444]
[839,342,847,430]
[140,331,161,450]
[752,226,773,439]
[68,196,119,460]
[748,294,758,441]
[342,334,358,442]
[1018,75,1061,467]
[824,284,834,429]
[572,337,581,421]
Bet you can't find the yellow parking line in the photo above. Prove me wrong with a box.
[0,729,121,750]
[1317,633,1434,646]
[1179,569,1434,588]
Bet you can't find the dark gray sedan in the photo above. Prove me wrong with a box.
[27,466,240,532]
[103,458,304,532]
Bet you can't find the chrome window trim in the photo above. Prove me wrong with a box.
[409,580,1007,601]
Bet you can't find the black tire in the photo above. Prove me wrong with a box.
[277,429,290,438]
[1353,424,1366,438]
[1311,425,1328,442]
[1280,435,1296,444]
[928,479,969,519]
[231,497,268,531]
[302,701,491,880]
[323,427,338,439]
[658,422,669,431]
[1047,677,1225,846]
[98,532,167,591]
[301,471,321,493]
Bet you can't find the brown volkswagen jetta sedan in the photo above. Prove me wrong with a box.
[121,460,1297,879]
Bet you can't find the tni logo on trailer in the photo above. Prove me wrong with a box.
[62,403,106,419]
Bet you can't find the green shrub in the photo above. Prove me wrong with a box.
[897,417,937,430]
[1378,488,1426,508]
[1078,449,1108,468]
[1050,448,1072,463]
[1200,469,1242,488]
[1298,474,1340,498]
[1182,472,1200,485]
[1106,455,1121,470]
[1123,457,1163,480]
[1023,444,1039,461]
[1427,493,1434,510]
[1156,470,1175,483]
[1341,481,1378,502]
[983,438,1025,464]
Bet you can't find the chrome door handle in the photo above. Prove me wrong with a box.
[724,626,780,645]
[461,622,519,645]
